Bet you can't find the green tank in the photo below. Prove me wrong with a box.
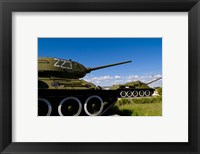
[38,57,131,116]
[111,77,162,98]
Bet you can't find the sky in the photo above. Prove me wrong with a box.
[38,38,162,87]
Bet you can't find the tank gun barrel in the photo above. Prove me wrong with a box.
[147,77,162,85]
[87,60,132,73]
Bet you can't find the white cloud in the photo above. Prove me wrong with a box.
[114,75,121,79]
[92,76,113,81]
[127,75,139,80]
[113,80,123,84]
[83,74,162,87]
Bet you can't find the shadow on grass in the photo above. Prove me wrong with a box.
[111,106,132,116]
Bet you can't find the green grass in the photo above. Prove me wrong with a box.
[111,96,162,116]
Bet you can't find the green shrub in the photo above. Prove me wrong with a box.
[117,98,132,106]
[156,87,162,95]
[131,96,162,104]
[112,96,162,116]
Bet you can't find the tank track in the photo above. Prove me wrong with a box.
[117,89,155,98]
[38,90,118,116]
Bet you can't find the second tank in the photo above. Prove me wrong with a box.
[110,77,162,98]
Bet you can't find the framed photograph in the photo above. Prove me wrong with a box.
[38,38,162,116]
[0,0,199,153]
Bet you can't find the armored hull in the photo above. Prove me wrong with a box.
[38,77,117,116]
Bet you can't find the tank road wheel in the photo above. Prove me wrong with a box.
[132,90,138,97]
[84,95,104,116]
[139,90,145,97]
[126,90,133,97]
[58,97,82,116]
[38,98,52,116]
[120,91,127,98]
[144,90,151,97]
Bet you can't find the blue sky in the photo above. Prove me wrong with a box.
[38,38,162,87]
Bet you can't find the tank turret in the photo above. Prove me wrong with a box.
[38,57,131,78]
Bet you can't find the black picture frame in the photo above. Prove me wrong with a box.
[0,0,199,153]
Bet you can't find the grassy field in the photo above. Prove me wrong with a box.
[111,96,162,116]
